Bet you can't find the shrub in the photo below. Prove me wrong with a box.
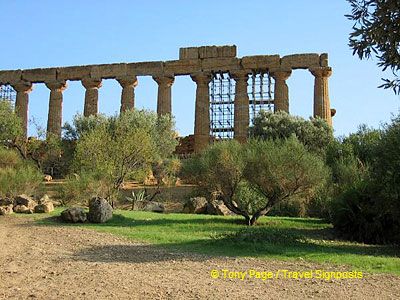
[250,111,334,155]
[56,172,114,206]
[0,147,20,168]
[70,110,178,205]
[0,100,22,143]
[243,138,329,224]
[182,138,329,225]
[331,180,400,244]
[0,162,43,198]
[342,124,381,165]
[331,115,400,244]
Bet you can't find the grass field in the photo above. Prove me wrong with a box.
[33,208,400,275]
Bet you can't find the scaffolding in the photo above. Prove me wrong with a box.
[209,71,274,140]
[210,72,235,139]
[0,84,16,107]
[248,72,274,125]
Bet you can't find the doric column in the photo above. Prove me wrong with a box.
[153,75,174,116]
[309,67,333,126]
[270,70,292,113]
[81,78,102,117]
[231,71,249,143]
[45,80,67,137]
[191,72,212,152]
[117,76,138,113]
[11,81,33,138]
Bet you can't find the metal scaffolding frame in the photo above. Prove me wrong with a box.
[0,84,16,106]
[210,72,235,139]
[248,72,274,125]
[209,71,274,140]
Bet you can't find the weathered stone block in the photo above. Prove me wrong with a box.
[90,63,127,79]
[320,53,329,67]
[0,70,22,84]
[61,207,87,223]
[201,57,241,72]
[87,197,113,223]
[22,68,57,83]
[241,55,280,70]
[182,197,208,214]
[164,59,201,75]
[57,66,91,81]
[179,47,199,60]
[281,54,320,69]
[217,45,237,58]
[199,46,218,59]
[127,61,163,76]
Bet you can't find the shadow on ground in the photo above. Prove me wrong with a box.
[31,212,400,265]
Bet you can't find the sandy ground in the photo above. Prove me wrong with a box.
[0,216,399,300]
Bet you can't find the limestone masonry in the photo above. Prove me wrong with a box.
[0,45,334,152]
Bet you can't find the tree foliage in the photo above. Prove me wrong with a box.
[250,111,333,155]
[0,100,22,143]
[182,138,328,225]
[244,138,329,224]
[346,0,400,93]
[72,110,178,203]
[331,115,400,244]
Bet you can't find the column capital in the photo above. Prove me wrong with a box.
[81,78,102,89]
[230,70,249,81]
[309,67,332,78]
[270,69,292,80]
[45,80,67,91]
[190,72,212,85]
[10,81,33,93]
[117,76,138,88]
[153,75,174,87]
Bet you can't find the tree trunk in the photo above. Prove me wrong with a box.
[249,207,272,226]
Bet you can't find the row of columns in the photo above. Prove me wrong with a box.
[8,67,332,153]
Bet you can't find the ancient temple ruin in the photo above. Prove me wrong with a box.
[0,45,334,152]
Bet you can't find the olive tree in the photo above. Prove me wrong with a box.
[72,109,178,204]
[244,138,329,225]
[346,0,400,93]
[182,140,249,219]
[250,111,333,155]
[182,138,329,225]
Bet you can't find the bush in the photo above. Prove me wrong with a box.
[0,147,20,168]
[331,115,400,244]
[0,162,43,198]
[182,138,329,225]
[331,180,400,244]
[0,100,22,143]
[56,172,115,206]
[244,138,329,224]
[250,111,334,155]
[342,124,381,165]
[60,110,177,204]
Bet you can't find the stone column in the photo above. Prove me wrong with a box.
[310,67,333,126]
[82,78,102,117]
[153,75,174,116]
[231,71,249,143]
[117,76,138,113]
[11,81,33,138]
[45,81,67,137]
[270,70,292,113]
[191,73,212,152]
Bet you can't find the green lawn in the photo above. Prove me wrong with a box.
[34,208,400,275]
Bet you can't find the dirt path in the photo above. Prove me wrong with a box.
[0,216,399,299]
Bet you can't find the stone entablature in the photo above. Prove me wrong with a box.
[0,50,327,83]
[0,45,334,152]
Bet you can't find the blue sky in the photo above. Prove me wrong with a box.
[1,0,399,137]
